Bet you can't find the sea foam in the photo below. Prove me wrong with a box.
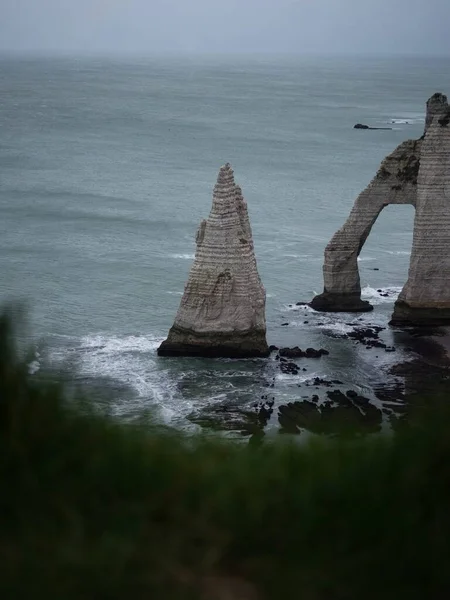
[361,286,402,304]
[169,253,195,260]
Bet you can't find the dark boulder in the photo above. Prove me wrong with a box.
[278,346,329,359]
[354,123,393,131]
[279,346,304,358]
[306,347,329,358]
[280,361,300,375]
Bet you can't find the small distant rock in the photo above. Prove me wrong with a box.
[309,377,334,388]
[344,326,387,350]
[306,347,329,358]
[279,347,304,358]
[279,347,329,359]
[280,361,300,375]
[354,123,393,131]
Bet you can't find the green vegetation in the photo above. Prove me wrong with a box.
[1,306,450,599]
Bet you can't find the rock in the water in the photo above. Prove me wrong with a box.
[277,392,382,435]
[278,346,329,359]
[312,92,450,325]
[158,164,269,358]
[305,347,329,358]
[310,292,374,312]
[280,361,300,375]
[354,123,392,130]
[279,346,305,358]
[343,326,387,349]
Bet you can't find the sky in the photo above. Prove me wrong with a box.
[0,0,449,56]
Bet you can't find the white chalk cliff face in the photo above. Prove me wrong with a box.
[158,164,269,357]
[392,96,450,325]
[311,93,450,326]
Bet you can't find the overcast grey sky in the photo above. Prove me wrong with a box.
[1,0,449,56]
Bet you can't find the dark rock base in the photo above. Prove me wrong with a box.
[354,123,392,130]
[390,301,450,327]
[278,347,329,359]
[310,292,373,313]
[157,325,270,358]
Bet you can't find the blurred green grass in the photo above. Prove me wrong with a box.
[1,305,450,599]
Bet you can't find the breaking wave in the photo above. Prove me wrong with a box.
[46,333,197,424]
[275,372,312,383]
[361,286,402,304]
[169,253,195,260]
[28,350,41,375]
[357,256,377,262]
[389,117,425,125]
[316,321,356,335]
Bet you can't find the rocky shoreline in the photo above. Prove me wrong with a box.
[188,314,450,440]
[160,93,450,438]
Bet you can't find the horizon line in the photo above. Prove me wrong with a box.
[1,49,450,60]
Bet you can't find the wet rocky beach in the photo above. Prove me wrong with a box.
[188,310,450,440]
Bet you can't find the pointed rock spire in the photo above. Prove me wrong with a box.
[158,164,269,357]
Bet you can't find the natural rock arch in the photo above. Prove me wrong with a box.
[310,139,420,312]
[311,93,450,326]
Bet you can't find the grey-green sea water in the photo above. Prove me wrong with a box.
[1,55,449,434]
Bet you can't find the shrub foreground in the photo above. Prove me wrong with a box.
[1,308,450,599]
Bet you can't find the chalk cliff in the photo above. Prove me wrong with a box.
[158,164,269,358]
[391,95,450,325]
[311,93,450,325]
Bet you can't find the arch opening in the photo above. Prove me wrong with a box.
[310,138,419,313]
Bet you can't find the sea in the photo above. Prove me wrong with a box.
[1,54,449,436]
